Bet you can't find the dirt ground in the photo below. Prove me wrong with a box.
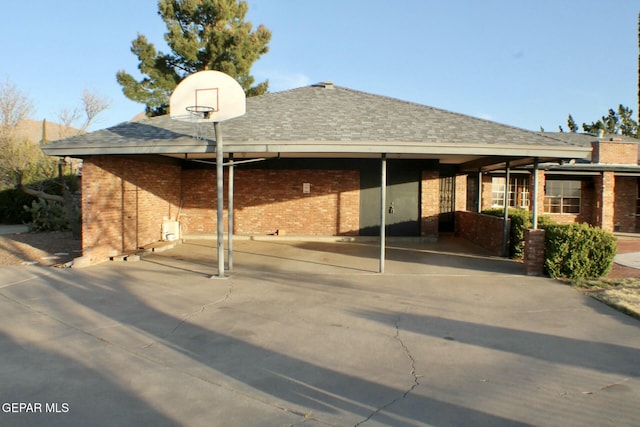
[0,231,81,266]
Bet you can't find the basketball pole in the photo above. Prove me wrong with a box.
[228,153,234,270]
[213,121,226,278]
[379,153,387,273]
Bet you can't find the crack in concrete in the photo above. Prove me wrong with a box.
[354,316,419,426]
[141,279,234,349]
[169,280,234,335]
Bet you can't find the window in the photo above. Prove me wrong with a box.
[466,175,479,212]
[491,176,530,208]
[544,180,581,214]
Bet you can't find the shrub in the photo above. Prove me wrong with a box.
[482,208,554,258]
[23,198,69,232]
[0,188,37,224]
[544,223,617,279]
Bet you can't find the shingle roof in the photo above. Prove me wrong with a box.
[43,83,590,161]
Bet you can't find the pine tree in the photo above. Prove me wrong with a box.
[580,105,638,137]
[116,0,271,117]
[567,114,578,132]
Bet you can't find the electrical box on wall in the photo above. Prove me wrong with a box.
[303,183,311,194]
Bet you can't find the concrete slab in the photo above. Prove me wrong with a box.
[615,252,640,269]
[0,238,638,426]
[0,225,29,235]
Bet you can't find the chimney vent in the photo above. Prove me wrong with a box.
[313,81,334,89]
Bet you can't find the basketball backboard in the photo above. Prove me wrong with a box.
[170,70,246,122]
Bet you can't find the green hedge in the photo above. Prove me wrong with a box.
[482,208,554,258]
[544,223,617,279]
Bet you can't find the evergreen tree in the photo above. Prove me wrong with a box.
[580,105,638,138]
[567,114,578,132]
[116,0,271,117]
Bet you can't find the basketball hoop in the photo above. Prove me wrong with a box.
[169,70,246,279]
[185,105,216,120]
[185,106,215,141]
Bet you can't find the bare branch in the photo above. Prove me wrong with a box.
[80,88,111,131]
[0,77,33,135]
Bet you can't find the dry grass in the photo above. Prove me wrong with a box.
[573,278,640,320]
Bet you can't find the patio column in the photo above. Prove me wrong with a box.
[380,153,387,273]
[502,162,510,257]
[531,157,539,229]
[477,170,482,213]
[213,121,226,278]
[228,153,234,270]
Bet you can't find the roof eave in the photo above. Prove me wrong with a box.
[42,140,591,160]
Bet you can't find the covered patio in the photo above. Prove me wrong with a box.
[42,82,590,271]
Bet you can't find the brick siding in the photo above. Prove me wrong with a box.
[181,168,360,236]
[79,157,449,264]
[614,176,637,232]
[81,156,181,263]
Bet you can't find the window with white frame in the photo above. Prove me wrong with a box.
[544,180,581,214]
[491,176,530,208]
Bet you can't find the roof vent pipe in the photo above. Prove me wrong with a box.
[597,129,605,139]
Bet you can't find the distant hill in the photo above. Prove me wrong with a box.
[15,119,81,143]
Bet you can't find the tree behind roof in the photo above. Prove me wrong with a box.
[581,105,638,138]
[116,0,271,117]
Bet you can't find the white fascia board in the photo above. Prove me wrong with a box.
[42,139,591,160]
[225,140,591,159]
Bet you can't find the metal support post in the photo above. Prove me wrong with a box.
[213,122,226,278]
[502,162,510,257]
[228,153,234,270]
[532,158,539,229]
[380,154,387,273]
[477,170,482,213]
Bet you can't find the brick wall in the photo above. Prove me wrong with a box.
[81,156,181,264]
[614,176,637,232]
[421,170,439,237]
[454,210,506,256]
[181,168,360,236]
[592,140,638,165]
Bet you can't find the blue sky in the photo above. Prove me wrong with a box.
[2,1,638,132]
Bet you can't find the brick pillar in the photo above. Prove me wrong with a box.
[480,174,493,211]
[595,171,615,231]
[421,170,439,237]
[533,170,546,215]
[524,229,546,276]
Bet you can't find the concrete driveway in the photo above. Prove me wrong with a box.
[0,237,638,426]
